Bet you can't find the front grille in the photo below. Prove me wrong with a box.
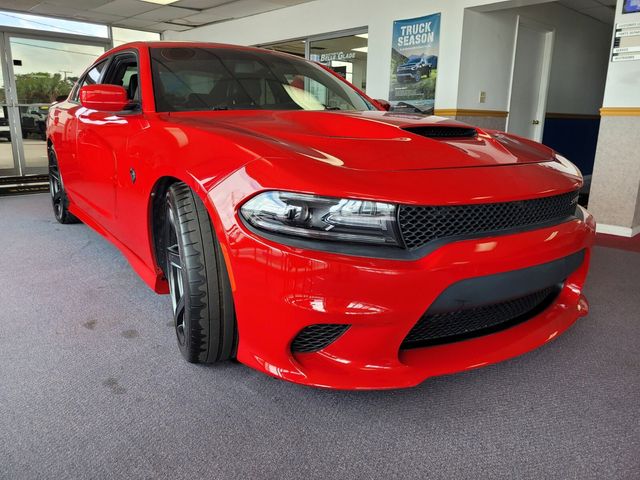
[399,190,579,250]
[403,126,477,138]
[291,324,350,353]
[401,286,559,349]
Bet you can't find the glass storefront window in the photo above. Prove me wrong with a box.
[259,31,368,92]
[112,27,160,47]
[0,11,108,38]
[309,33,367,91]
[10,37,105,170]
[261,39,306,58]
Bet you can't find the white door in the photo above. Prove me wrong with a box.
[507,21,553,141]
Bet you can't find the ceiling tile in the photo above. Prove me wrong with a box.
[0,0,42,9]
[173,0,230,8]
[205,0,282,18]
[271,0,312,6]
[92,0,159,16]
[113,17,158,28]
[74,11,125,23]
[28,2,86,17]
[43,0,111,8]
[179,10,226,23]
[148,21,192,31]
[135,5,193,21]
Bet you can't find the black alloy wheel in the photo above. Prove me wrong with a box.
[164,182,237,364]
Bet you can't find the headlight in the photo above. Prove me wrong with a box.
[240,191,402,246]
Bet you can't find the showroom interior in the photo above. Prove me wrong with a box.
[0,0,638,478]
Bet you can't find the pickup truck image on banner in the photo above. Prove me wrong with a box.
[389,13,440,113]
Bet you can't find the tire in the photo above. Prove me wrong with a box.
[48,146,79,224]
[164,182,237,364]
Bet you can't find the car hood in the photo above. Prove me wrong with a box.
[162,110,557,172]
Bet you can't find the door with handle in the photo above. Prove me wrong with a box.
[506,19,554,142]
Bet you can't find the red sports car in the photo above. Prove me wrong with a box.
[47,42,594,389]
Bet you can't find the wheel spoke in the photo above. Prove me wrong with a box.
[174,295,186,344]
[166,244,182,269]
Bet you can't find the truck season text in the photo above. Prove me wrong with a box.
[396,21,435,47]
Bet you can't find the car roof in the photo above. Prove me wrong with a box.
[102,41,284,60]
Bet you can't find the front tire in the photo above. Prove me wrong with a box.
[164,183,237,364]
[48,146,79,224]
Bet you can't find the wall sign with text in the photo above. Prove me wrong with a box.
[388,13,441,113]
[612,21,640,62]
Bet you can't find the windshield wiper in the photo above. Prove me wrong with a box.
[324,106,342,111]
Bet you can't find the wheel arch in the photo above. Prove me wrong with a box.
[148,174,224,291]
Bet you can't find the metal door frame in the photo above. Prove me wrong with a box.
[0,26,111,177]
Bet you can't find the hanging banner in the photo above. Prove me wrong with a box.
[389,13,441,113]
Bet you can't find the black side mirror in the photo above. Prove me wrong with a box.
[55,95,68,103]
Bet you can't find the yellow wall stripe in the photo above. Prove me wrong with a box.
[599,107,640,116]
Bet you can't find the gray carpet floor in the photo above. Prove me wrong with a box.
[0,193,638,480]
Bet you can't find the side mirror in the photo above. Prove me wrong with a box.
[55,95,68,103]
[375,99,391,111]
[79,84,129,111]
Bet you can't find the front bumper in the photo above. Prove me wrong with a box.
[396,71,417,81]
[222,199,595,389]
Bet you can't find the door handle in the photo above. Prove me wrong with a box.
[532,120,540,125]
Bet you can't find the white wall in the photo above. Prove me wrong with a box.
[602,1,640,107]
[458,2,612,114]
[164,0,551,108]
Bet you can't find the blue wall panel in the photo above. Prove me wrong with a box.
[542,116,600,175]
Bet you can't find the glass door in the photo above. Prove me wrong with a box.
[0,34,20,176]
[0,32,106,177]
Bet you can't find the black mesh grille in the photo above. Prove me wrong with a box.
[399,190,579,250]
[401,287,559,349]
[291,324,350,353]
[403,126,478,138]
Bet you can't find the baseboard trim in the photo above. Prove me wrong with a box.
[596,223,640,237]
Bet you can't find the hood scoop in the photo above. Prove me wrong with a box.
[402,126,478,139]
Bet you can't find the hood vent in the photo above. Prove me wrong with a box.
[403,126,478,139]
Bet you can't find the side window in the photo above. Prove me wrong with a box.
[104,53,140,105]
[73,59,108,101]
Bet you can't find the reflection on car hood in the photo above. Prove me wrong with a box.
[163,110,557,172]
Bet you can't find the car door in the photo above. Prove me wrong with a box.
[51,58,110,201]
[74,50,144,232]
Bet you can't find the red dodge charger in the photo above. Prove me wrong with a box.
[47,42,594,389]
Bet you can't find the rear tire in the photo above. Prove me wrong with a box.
[48,146,79,224]
[164,182,237,364]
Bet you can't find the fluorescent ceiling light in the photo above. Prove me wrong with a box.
[139,0,179,5]
[351,46,368,53]
[355,33,368,39]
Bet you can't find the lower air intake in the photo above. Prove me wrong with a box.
[401,286,559,349]
[291,324,350,353]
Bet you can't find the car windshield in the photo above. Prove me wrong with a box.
[150,47,373,113]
